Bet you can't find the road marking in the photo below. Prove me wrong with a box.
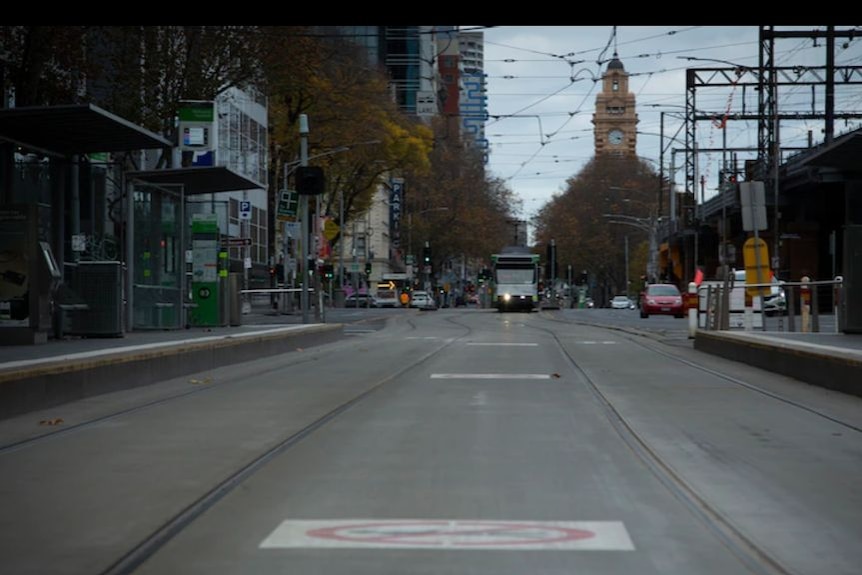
[260,519,635,550]
[576,341,618,345]
[470,391,489,406]
[406,336,438,340]
[431,373,551,380]
[466,343,538,347]
[344,329,376,334]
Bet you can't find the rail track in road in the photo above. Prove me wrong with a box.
[95,314,475,575]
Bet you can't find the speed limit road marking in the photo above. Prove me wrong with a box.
[260,519,634,550]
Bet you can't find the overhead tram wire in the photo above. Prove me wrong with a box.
[502,65,602,182]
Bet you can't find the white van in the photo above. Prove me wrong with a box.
[698,270,784,328]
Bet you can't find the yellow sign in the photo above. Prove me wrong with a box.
[323,219,340,241]
[377,280,396,290]
[742,237,771,297]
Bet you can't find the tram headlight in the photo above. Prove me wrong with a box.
[503,293,511,302]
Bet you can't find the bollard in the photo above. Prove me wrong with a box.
[743,291,753,332]
[834,276,843,333]
[800,275,811,333]
[688,282,698,339]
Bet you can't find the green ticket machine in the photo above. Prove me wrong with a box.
[189,215,225,327]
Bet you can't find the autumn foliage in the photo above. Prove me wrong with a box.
[532,154,659,299]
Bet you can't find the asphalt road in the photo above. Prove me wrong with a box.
[1,308,860,575]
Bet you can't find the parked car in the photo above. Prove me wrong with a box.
[344,293,379,308]
[409,290,437,310]
[611,295,635,309]
[374,290,400,308]
[639,284,684,318]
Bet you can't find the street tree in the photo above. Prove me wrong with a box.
[533,154,658,302]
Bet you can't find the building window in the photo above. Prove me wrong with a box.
[612,79,619,92]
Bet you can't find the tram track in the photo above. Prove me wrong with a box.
[511,313,797,575]
[538,310,862,433]
[97,315,474,575]
[0,316,422,454]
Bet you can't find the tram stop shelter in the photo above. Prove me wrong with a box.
[0,104,171,344]
[124,167,260,331]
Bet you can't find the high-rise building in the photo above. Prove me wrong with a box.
[458,30,488,161]
[593,53,638,156]
[338,26,439,120]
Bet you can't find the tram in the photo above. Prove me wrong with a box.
[491,246,540,312]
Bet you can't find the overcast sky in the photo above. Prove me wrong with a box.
[479,25,862,221]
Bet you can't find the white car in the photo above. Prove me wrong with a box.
[611,295,634,309]
[409,290,437,310]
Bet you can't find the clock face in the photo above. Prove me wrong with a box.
[609,129,624,145]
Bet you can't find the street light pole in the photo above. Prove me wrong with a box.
[299,114,310,324]
[603,213,659,284]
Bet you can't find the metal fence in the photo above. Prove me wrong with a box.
[697,277,845,333]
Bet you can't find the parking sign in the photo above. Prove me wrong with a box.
[240,200,252,220]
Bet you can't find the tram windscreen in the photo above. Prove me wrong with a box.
[495,268,535,284]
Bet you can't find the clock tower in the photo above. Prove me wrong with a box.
[593,53,638,156]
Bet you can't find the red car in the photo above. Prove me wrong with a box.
[639,284,684,318]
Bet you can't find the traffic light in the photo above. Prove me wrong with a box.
[324,264,334,279]
[365,262,372,275]
[422,246,431,265]
[295,166,325,195]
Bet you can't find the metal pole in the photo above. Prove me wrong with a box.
[648,216,658,283]
[670,150,677,222]
[339,186,345,290]
[125,175,134,332]
[299,114,310,324]
[693,142,699,277]
[314,193,322,322]
[624,235,629,296]
[282,161,290,313]
[179,185,186,329]
[722,121,728,270]
[773,101,781,274]
[659,112,665,217]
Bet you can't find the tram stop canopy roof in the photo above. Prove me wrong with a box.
[126,166,262,195]
[0,104,172,155]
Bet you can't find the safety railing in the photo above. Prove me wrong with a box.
[697,276,844,333]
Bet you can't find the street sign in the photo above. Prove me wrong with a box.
[239,200,252,220]
[221,237,252,247]
[277,189,298,222]
[743,237,771,297]
[739,182,767,231]
[377,280,396,290]
[284,222,300,239]
[323,219,340,241]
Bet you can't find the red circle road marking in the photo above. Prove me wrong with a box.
[305,521,595,547]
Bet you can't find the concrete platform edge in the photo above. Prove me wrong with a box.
[693,330,862,397]
[0,324,344,420]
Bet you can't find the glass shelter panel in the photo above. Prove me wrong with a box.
[132,183,183,329]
